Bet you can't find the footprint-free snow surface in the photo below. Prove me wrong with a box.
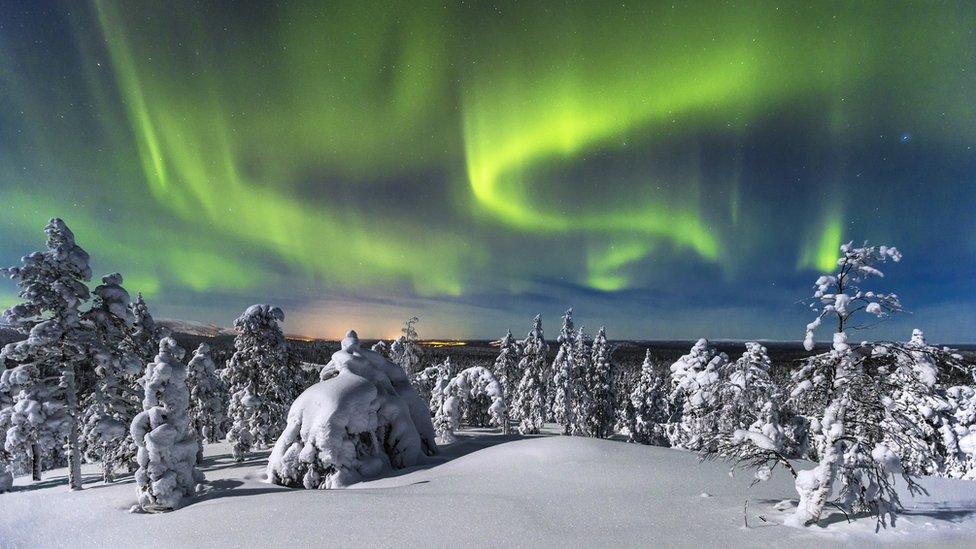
[3,428,976,548]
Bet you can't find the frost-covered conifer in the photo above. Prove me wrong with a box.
[428,356,457,418]
[551,309,576,435]
[945,385,976,478]
[584,327,615,439]
[0,360,13,490]
[1,218,92,490]
[124,293,166,366]
[716,342,776,436]
[629,349,669,445]
[187,343,225,462]
[130,338,202,512]
[490,331,520,434]
[877,329,972,478]
[224,304,293,461]
[81,273,144,482]
[512,315,548,435]
[570,326,593,436]
[370,340,390,360]
[434,366,506,444]
[668,339,728,450]
[492,331,520,393]
[390,317,423,375]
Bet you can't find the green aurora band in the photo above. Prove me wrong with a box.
[0,1,973,336]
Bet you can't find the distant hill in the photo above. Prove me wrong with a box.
[157,318,237,338]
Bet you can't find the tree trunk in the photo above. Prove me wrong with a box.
[789,398,847,526]
[31,443,43,481]
[67,419,83,490]
[102,443,114,483]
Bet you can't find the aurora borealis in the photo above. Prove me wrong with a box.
[1,1,974,341]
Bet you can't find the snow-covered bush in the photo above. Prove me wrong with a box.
[512,315,548,435]
[433,366,506,444]
[390,316,423,375]
[582,327,615,439]
[1,218,93,490]
[668,339,728,450]
[629,349,669,445]
[267,330,437,489]
[551,309,576,435]
[224,304,294,461]
[130,338,203,512]
[187,343,226,461]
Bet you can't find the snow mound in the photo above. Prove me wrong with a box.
[266,330,437,488]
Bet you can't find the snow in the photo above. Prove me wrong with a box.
[3,430,976,547]
[266,330,437,488]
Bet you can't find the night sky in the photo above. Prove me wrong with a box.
[1,1,974,341]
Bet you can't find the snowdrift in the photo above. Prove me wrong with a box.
[6,434,976,548]
[266,330,437,488]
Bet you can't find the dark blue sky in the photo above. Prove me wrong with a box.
[1,1,974,341]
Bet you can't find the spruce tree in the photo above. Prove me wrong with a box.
[716,342,776,436]
[1,218,92,490]
[390,316,422,374]
[512,315,547,435]
[224,304,292,461]
[629,349,669,445]
[585,327,615,439]
[125,293,165,366]
[551,309,576,435]
[492,330,520,434]
[570,326,593,436]
[131,338,202,512]
[81,273,144,482]
[187,343,226,462]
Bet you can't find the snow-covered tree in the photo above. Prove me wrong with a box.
[0,359,13,490]
[428,356,457,419]
[489,331,520,435]
[582,327,615,439]
[570,326,593,436]
[433,366,506,445]
[124,293,166,366]
[130,337,202,512]
[187,343,225,462]
[783,242,922,527]
[668,339,728,450]
[629,349,669,445]
[551,309,576,435]
[370,340,390,360]
[267,330,437,489]
[878,329,973,478]
[1,218,93,490]
[80,273,143,482]
[716,342,777,436]
[224,304,293,461]
[945,385,976,479]
[512,315,548,435]
[492,330,520,393]
[390,316,423,375]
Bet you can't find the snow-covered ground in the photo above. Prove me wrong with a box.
[3,427,975,548]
